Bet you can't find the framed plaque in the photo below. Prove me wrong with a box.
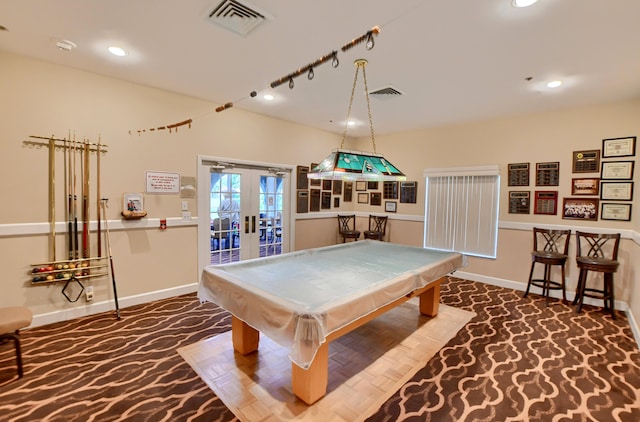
[296,190,308,213]
[600,181,634,201]
[332,180,342,195]
[601,161,634,180]
[309,163,321,186]
[400,181,418,204]
[562,198,598,221]
[572,150,600,173]
[322,179,332,191]
[602,136,636,158]
[334,197,340,208]
[383,181,398,199]
[571,178,599,195]
[534,190,558,215]
[535,162,560,186]
[367,181,379,190]
[385,201,397,213]
[343,182,353,202]
[509,191,530,214]
[508,163,530,186]
[601,203,632,221]
[310,189,320,212]
[321,191,332,209]
[296,165,309,189]
[370,192,382,206]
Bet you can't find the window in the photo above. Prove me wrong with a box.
[423,166,500,258]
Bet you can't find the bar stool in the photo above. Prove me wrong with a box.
[573,231,621,318]
[0,306,33,378]
[524,227,571,305]
[363,215,388,241]
[337,215,360,242]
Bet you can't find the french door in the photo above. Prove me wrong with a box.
[197,157,291,273]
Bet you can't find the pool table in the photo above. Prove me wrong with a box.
[199,240,465,404]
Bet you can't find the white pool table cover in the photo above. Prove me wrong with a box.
[199,240,466,368]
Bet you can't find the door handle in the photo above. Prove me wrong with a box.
[251,216,256,233]
[244,216,249,234]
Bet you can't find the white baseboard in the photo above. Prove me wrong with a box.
[30,283,198,328]
[456,270,639,348]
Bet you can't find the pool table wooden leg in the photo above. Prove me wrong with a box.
[231,316,259,355]
[291,341,329,405]
[419,278,442,317]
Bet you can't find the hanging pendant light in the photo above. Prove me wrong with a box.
[308,59,406,181]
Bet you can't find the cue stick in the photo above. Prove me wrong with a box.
[48,137,56,262]
[101,198,121,320]
[67,135,74,260]
[83,140,90,259]
[73,135,79,259]
[96,138,101,257]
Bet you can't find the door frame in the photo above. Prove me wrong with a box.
[197,155,295,276]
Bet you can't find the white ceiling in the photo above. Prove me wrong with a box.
[1,0,639,137]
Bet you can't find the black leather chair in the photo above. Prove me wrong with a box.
[524,227,571,305]
[363,215,388,241]
[337,215,360,242]
[573,231,621,318]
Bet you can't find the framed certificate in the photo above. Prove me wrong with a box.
[357,193,369,204]
[601,161,634,180]
[602,136,636,158]
[601,203,632,221]
[600,181,634,201]
[385,201,397,213]
[355,181,367,191]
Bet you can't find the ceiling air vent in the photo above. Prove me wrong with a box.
[369,86,404,99]
[208,0,272,36]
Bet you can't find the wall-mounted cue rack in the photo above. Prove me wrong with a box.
[23,134,110,303]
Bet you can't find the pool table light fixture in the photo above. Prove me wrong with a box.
[308,59,406,181]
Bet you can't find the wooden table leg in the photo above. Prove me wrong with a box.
[291,341,329,405]
[231,316,259,355]
[419,278,442,317]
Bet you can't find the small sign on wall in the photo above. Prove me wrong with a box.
[146,171,180,194]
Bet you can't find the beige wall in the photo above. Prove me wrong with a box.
[1,52,638,330]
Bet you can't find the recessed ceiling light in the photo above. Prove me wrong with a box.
[512,0,539,7]
[108,46,128,57]
[547,80,562,88]
[263,94,274,101]
[347,120,356,126]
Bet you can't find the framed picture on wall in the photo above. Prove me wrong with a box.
[600,181,634,201]
[358,193,369,204]
[571,178,599,196]
[356,181,367,191]
[562,198,598,221]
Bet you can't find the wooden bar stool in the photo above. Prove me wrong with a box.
[337,215,360,242]
[363,215,388,241]
[573,231,621,318]
[524,227,571,305]
[0,306,33,378]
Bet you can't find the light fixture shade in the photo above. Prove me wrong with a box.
[307,149,406,181]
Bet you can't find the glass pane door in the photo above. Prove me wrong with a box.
[208,168,288,265]
[210,172,241,265]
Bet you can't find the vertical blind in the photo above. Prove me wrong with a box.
[423,166,500,258]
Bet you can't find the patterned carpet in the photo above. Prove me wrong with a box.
[1,277,639,421]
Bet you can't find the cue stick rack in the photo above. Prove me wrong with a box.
[23,134,109,302]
